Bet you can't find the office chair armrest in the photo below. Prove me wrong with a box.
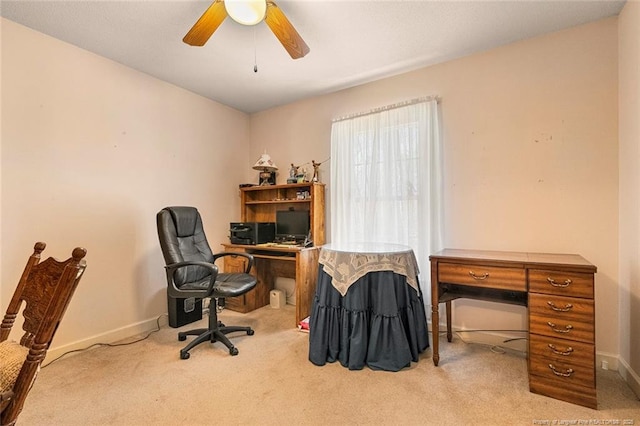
[212,252,254,274]
[165,261,219,299]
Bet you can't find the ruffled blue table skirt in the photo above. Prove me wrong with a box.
[308,266,429,371]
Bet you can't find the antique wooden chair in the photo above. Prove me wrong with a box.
[0,242,87,426]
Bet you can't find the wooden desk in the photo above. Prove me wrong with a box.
[221,243,319,326]
[430,249,597,409]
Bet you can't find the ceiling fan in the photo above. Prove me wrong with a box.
[183,0,310,60]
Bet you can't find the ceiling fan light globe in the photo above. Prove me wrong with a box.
[225,0,267,26]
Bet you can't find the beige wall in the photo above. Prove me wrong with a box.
[618,0,640,395]
[250,19,620,357]
[0,19,250,353]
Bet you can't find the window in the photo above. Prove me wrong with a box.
[330,98,443,301]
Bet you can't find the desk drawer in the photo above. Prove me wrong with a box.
[222,252,259,313]
[529,354,595,388]
[529,303,594,344]
[224,256,250,273]
[529,294,594,325]
[528,269,594,299]
[529,334,594,368]
[438,263,526,291]
[529,375,597,409]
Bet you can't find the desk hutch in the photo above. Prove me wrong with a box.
[222,183,325,325]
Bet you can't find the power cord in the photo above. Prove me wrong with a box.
[429,327,528,355]
[42,313,167,368]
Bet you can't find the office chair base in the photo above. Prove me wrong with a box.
[177,325,254,359]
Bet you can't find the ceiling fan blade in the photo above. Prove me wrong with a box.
[264,1,310,59]
[183,0,228,46]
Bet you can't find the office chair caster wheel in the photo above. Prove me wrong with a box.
[180,351,190,360]
[247,329,255,336]
[178,333,187,341]
[229,347,239,356]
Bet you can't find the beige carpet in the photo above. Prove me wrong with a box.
[17,305,640,425]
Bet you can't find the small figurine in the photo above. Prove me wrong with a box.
[312,160,321,182]
[297,168,307,183]
[288,163,300,184]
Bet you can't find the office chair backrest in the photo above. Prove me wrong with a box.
[157,206,214,286]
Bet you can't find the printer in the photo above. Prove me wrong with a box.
[229,222,275,245]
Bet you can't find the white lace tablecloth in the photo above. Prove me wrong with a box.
[318,242,420,296]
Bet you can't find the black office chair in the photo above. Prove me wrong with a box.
[157,206,257,359]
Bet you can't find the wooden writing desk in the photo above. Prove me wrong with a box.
[430,249,597,409]
[222,243,319,326]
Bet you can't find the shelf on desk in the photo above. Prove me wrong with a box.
[227,243,303,251]
[244,199,311,205]
[251,252,297,260]
[439,283,528,307]
[255,243,303,248]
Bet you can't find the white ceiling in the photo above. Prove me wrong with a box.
[1,0,625,114]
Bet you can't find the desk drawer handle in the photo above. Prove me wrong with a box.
[547,321,573,333]
[547,301,573,312]
[548,364,574,377]
[469,271,489,280]
[547,277,572,288]
[548,343,574,356]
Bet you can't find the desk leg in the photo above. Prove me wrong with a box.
[295,249,319,326]
[431,303,439,366]
[431,263,440,366]
[446,300,452,342]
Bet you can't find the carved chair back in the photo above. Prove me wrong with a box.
[0,242,87,426]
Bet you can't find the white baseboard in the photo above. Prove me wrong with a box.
[618,356,640,399]
[595,350,619,371]
[44,315,167,364]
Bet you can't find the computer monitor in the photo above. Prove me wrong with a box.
[275,209,310,242]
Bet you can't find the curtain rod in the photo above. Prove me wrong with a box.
[332,95,440,123]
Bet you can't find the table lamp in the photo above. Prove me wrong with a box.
[253,152,278,185]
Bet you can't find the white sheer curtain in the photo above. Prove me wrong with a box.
[330,98,443,303]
